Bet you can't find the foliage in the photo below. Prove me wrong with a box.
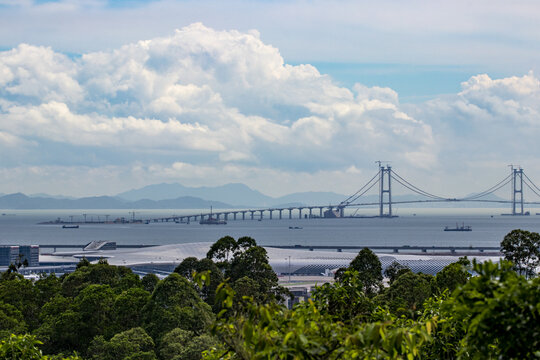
[206,279,436,359]
[335,247,383,297]
[207,236,287,304]
[447,260,540,359]
[61,261,141,297]
[2,234,540,359]
[310,270,375,323]
[113,288,151,332]
[159,328,218,360]
[0,302,27,339]
[381,272,435,317]
[141,273,159,293]
[174,257,224,308]
[434,257,471,294]
[500,229,540,278]
[0,334,81,360]
[142,273,214,340]
[87,327,157,360]
[383,261,411,285]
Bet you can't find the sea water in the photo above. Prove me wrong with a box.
[1,208,539,249]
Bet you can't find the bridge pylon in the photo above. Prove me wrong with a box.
[511,166,525,215]
[379,165,393,217]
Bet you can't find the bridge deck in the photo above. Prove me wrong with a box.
[266,244,501,254]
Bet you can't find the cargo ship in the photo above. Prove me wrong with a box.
[444,223,472,231]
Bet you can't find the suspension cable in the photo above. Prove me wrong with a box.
[391,170,448,200]
[523,172,540,194]
[460,174,513,200]
[340,172,380,205]
[341,176,380,205]
[391,176,445,200]
[523,178,540,199]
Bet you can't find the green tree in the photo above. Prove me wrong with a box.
[501,229,540,278]
[383,261,411,285]
[87,327,156,360]
[206,279,436,360]
[382,272,435,316]
[34,275,62,307]
[446,260,540,359]
[310,270,375,324]
[34,295,79,354]
[335,247,383,297]
[73,284,116,349]
[113,288,150,332]
[0,334,82,360]
[207,236,287,304]
[159,328,218,360]
[143,273,213,340]
[174,257,224,308]
[0,277,40,330]
[206,236,237,270]
[141,274,159,293]
[61,261,141,298]
[435,257,471,294]
[0,302,27,339]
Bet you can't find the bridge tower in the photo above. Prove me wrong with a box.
[379,165,392,217]
[511,167,525,215]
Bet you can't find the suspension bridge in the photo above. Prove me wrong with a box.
[143,165,540,223]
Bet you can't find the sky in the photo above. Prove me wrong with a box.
[1,0,540,199]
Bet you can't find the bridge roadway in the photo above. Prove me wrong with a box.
[149,205,346,223]
[144,197,540,223]
[266,244,501,254]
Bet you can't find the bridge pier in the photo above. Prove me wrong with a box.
[298,207,303,219]
[259,210,264,220]
[319,207,323,217]
[250,211,255,220]
[224,213,228,221]
[309,207,313,218]
[279,209,283,219]
[288,209,293,219]
[269,210,273,219]
[233,212,237,220]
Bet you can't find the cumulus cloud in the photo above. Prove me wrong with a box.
[0,23,434,184]
[3,23,539,197]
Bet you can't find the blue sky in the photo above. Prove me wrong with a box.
[1,0,540,198]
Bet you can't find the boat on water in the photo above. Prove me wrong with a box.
[62,225,79,229]
[444,223,471,232]
[199,207,227,225]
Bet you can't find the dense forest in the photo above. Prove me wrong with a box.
[0,230,539,359]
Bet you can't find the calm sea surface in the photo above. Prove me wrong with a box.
[2,208,540,249]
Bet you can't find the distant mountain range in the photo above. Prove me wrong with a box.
[0,182,519,210]
[0,193,231,210]
[0,183,348,209]
[116,183,347,207]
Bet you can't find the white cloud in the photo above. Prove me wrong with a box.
[2,23,540,198]
[0,24,433,178]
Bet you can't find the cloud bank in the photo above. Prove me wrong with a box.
[1,23,539,197]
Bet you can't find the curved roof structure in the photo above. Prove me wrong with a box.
[41,242,500,276]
